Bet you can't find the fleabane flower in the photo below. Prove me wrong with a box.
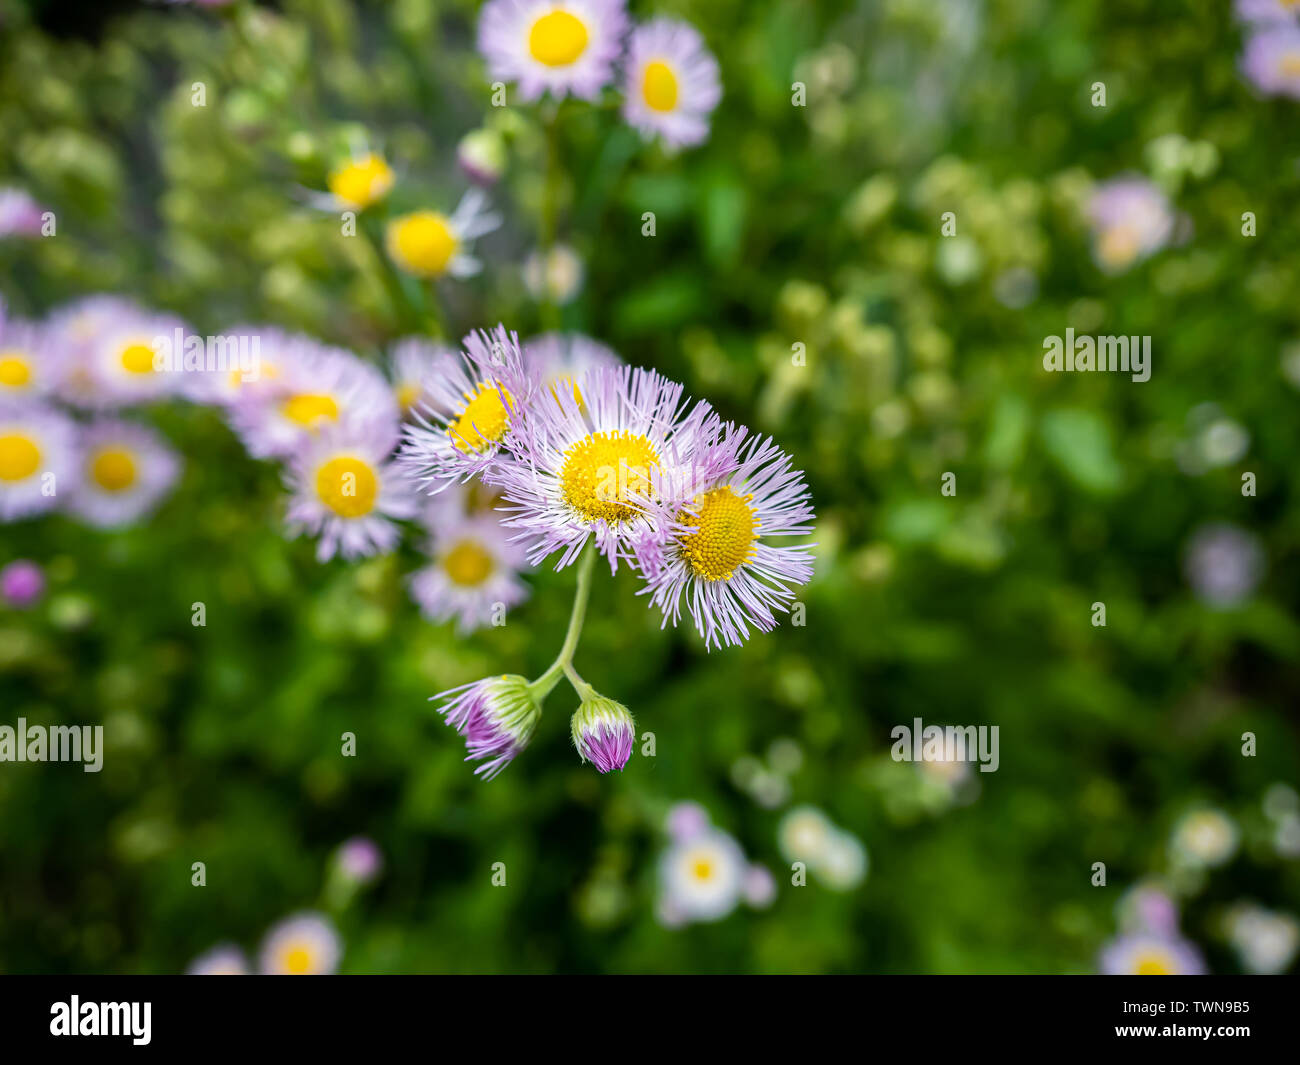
[179,323,284,408]
[409,512,530,634]
[230,338,397,460]
[186,944,250,976]
[495,363,719,571]
[622,18,722,149]
[0,299,60,403]
[522,245,585,306]
[432,673,542,780]
[284,423,419,562]
[325,152,394,211]
[258,912,342,976]
[0,187,46,238]
[1087,176,1176,274]
[68,419,181,529]
[634,426,815,650]
[657,824,748,925]
[523,331,620,407]
[1099,932,1206,976]
[388,336,454,419]
[1241,22,1300,98]
[384,190,501,280]
[400,325,531,493]
[0,405,76,521]
[478,0,628,102]
[570,694,634,773]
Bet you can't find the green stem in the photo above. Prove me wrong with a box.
[529,544,596,701]
[539,106,562,332]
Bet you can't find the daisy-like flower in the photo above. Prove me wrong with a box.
[1099,932,1206,976]
[495,363,719,571]
[1226,903,1299,974]
[634,425,815,650]
[523,331,620,406]
[1241,22,1300,98]
[621,18,722,149]
[522,245,585,306]
[185,323,287,408]
[67,420,180,529]
[817,829,868,891]
[258,912,342,976]
[778,805,835,867]
[284,423,418,562]
[409,512,529,633]
[324,152,394,211]
[400,325,531,493]
[665,801,710,842]
[1183,523,1265,609]
[384,190,501,280]
[230,338,397,460]
[1087,176,1176,274]
[1170,807,1240,869]
[432,674,542,780]
[570,694,634,773]
[1117,882,1180,938]
[478,0,628,102]
[657,824,748,924]
[186,944,250,975]
[0,299,59,403]
[0,405,76,522]
[387,336,455,419]
[0,187,46,238]
[1,559,45,607]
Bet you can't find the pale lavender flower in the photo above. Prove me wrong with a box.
[665,801,710,842]
[186,944,250,975]
[522,331,620,403]
[432,674,542,780]
[1087,176,1176,273]
[1118,882,1180,938]
[621,18,722,149]
[283,422,419,562]
[0,299,60,403]
[1,559,45,607]
[1183,523,1264,608]
[258,912,341,975]
[657,825,747,924]
[68,419,180,529]
[1241,22,1300,98]
[478,0,628,103]
[0,405,76,521]
[334,836,384,885]
[742,864,777,909]
[408,512,530,633]
[0,187,46,238]
[388,336,456,420]
[634,425,815,651]
[570,695,634,773]
[1099,932,1206,975]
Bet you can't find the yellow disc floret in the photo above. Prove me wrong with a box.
[0,352,32,388]
[443,539,495,586]
[327,153,394,210]
[560,430,660,524]
[90,447,137,493]
[386,211,460,278]
[315,455,379,518]
[281,393,339,428]
[120,342,157,375]
[0,433,41,482]
[528,10,589,67]
[448,381,514,452]
[642,60,679,112]
[677,486,759,581]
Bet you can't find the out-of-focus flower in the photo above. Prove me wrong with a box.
[1241,23,1300,98]
[431,674,542,779]
[284,423,418,562]
[0,301,60,403]
[742,864,777,909]
[68,420,180,529]
[1183,523,1264,609]
[324,152,394,211]
[408,512,529,633]
[1236,0,1300,23]
[387,337,453,419]
[478,0,628,102]
[818,830,868,890]
[657,824,747,924]
[523,331,619,404]
[384,191,501,279]
[1170,807,1240,869]
[1225,903,1299,974]
[0,406,76,522]
[570,694,634,773]
[664,801,710,842]
[1087,176,1175,273]
[621,19,722,149]
[522,244,585,305]
[1,559,45,607]
[258,912,342,975]
[1099,932,1206,975]
[778,805,868,891]
[1118,882,1180,938]
[333,836,384,885]
[186,944,250,975]
[0,187,46,238]
[457,129,507,186]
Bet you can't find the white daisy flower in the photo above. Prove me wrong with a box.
[622,18,722,149]
[1170,807,1240,869]
[384,190,501,280]
[67,419,180,529]
[387,336,455,419]
[0,405,76,522]
[284,423,419,562]
[257,912,342,975]
[777,805,835,867]
[818,829,868,891]
[477,0,629,103]
[658,825,747,924]
[409,512,530,634]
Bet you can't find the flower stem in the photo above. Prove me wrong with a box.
[539,105,563,332]
[529,544,596,701]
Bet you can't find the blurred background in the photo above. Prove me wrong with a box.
[1,0,1298,974]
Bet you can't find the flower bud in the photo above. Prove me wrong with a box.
[457,129,506,186]
[434,674,541,780]
[570,695,634,774]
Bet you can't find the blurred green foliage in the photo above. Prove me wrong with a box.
[1,0,1298,974]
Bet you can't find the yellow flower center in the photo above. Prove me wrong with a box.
[448,381,514,452]
[1134,952,1173,976]
[281,393,339,428]
[229,361,277,392]
[120,341,157,375]
[284,945,313,975]
[315,455,379,518]
[1280,52,1300,77]
[642,60,679,112]
[1098,225,1140,269]
[443,539,495,586]
[0,352,32,388]
[677,486,759,581]
[386,211,460,277]
[396,382,422,412]
[90,447,137,493]
[528,9,589,67]
[691,857,715,882]
[326,153,394,210]
[560,431,660,524]
[0,433,41,481]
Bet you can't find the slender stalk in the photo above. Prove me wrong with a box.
[529,544,596,700]
[539,106,562,332]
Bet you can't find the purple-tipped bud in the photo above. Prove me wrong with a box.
[571,695,635,774]
[433,674,541,780]
[334,836,383,885]
[457,129,506,186]
[1,560,44,607]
